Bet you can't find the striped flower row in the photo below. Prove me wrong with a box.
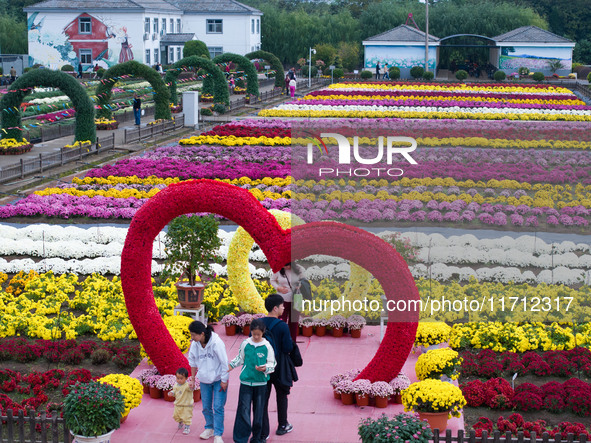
[327,82,573,95]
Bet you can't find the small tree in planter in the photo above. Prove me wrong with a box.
[163,214,222,308]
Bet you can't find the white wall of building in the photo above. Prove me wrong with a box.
[182,13,261,56]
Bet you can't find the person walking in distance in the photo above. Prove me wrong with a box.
[261,294,297,440]
[133,93,141,126]
[77,63,83,79]
[9,66,17,83]
[375,61,381,80]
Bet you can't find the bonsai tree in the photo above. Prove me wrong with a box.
[162,214,222,287]
[64,380,125,438]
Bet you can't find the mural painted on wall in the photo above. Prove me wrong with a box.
[365,45,436,70]
[499,46,572,71]
[28,12,135,69]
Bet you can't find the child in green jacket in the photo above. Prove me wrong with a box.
[229,319,276,443]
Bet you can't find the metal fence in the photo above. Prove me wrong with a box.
[123,114,185,144]
[0,409,71,443]
[0,133,115,185]
[430,429,588,443]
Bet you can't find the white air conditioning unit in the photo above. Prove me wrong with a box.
[152,33,158,40]
[143,33,149,40]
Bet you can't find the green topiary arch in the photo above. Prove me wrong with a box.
[0,69,96,142]
[245,50,284,89]
[212,53,259,97]
[96,60,171,121]
[165,56,229,106]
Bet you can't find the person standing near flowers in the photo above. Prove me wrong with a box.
[133,93,141,126]
[270,262,305,341]
[169,367,194,435]
[188,321,229,443]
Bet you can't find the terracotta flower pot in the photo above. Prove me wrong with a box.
[120,413,129,424]
[333,389,341,400]
[341,392,354,405]
[315,326,326,337]
[350,328,362,338]
[242,325,250,336]
[142,383,150,394]
[193,389,201,402]
[355,393,369,406]
[418,411,449,432]
[302,325,313,337]
[225,325,237,336]
[163,390,174,402]
[176,281,206,309]
[149,387,162,399]
[392,393,402,404]
[332,327,344,337]
[375,396,389,408]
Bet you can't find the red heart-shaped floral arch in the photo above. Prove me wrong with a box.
[121,179,418,382]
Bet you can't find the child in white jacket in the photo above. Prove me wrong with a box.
[188,321,229,443]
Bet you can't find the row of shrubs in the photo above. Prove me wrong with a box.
[355,65,557,82]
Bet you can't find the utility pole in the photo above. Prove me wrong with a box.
[425,0,429,72]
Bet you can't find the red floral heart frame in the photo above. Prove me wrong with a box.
[121,179,419,382]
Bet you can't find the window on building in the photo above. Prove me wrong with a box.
[145,49,151,65]
[207,46,223,58]
[177,47,181,60]
[251,19,255,34]
[257,19,260,34]
[169,47,175,63]
[206,19,222,34]
[170,19,174,33]
[154,48,159,63]
[79,17,91,34]
[79,49,92,65]
[153,18,158,34]
[162,18,166,34]
[177,19,181,33]
[144,18,150,33]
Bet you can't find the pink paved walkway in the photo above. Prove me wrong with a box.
[114,326,463,443]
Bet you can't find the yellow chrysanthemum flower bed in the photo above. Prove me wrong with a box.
[328,82,573,95]
[402,379,466,418]
[415,348,463,381]
[140,315,193,363]
[259,109,591,122]
[0,138,32,149]
[98,374,143,417]
[64,140,92,149]
[94,118,117,124]
[178,135,291,146]
[414,322,452,347]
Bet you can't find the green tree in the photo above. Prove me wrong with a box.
[573,40,591,64]
[0,15,27,53]
[337,41,361,72]
[314,43,337,67]
[183,40,210,59]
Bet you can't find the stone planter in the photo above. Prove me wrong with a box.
[71,429,116,443]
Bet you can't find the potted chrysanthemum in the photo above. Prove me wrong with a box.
[370,381,394,408]
[220,314,239,336]
[64,380,125,442]
[346,315,366,338]
[328,315,347,337]
[352,379,372,406]
[98,374,143,423]
[389,372,411,404]
[415,348,463,382]
[298,317,316,337]
[156,374,177,402]
[402,379,467,431]
[335,379,356,405]
[137,367,159,394]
